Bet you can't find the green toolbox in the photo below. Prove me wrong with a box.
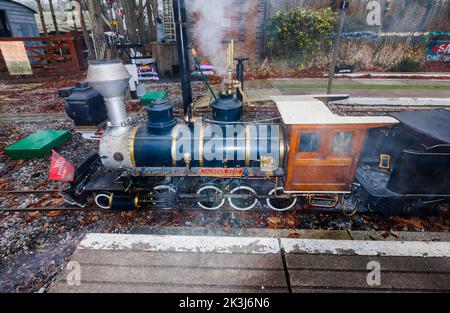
[5,130,73,160]
[140,91,169,106]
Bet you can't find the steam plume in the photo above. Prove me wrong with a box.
[188,0,229,75]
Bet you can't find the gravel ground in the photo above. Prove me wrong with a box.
[0,78,449,293]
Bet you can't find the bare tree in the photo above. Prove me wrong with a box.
[146,0,158,42]
[48,0,59,35]
[36,0,48,36]
[87,0,105,58]
[123,0,138,42]
[137,0,146,43]
[77,0,95,59]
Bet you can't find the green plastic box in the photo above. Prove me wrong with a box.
[140,91,169,106]
[5,130,73,159]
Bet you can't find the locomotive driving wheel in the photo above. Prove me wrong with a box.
[152,185,177,210]
[196,184,225,211]
[266,188,297,212]
[228,186,258,211]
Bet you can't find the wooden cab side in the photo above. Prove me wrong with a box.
[285,124,371,193]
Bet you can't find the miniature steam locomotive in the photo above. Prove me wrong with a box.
[58,2,450,215]
[58,58,450,215]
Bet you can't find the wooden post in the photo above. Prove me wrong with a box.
[49,0,59,35]
[77,0,95,59]
[36,0,48,36]
[327,2,348,95]
[71,31,87,69]
[66,34,80,69]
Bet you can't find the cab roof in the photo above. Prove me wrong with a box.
[271,95,398,126]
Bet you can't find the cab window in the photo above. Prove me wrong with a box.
[299,133,320,153]
[332,132,353,153]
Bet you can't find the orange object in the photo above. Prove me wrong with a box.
[48,150,75,182]
[200,168,243,177]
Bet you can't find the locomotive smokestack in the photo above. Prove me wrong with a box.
[86,60,131,136]
[173,0,193,122]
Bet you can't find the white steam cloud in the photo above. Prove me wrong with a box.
[188,0,229,75]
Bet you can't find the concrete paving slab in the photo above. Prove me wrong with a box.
[71,250,283,269]
[51,283,283,293]
[290,271,450,291]
[78,233,280,254]
[280,239,450,257]
[282,238,450,293]
[58,265,287,287]
[50,234,288,293]
[285,254,450,272]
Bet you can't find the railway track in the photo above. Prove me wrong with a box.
[1,189,448,217]
[0,205,357,215]
[0,186,355,214]
[0,188,346,214]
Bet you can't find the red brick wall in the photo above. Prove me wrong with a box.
[188,0,265,63]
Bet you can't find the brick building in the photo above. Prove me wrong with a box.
[187,0,267,61]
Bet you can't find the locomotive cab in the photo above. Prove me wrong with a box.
[271,96,398,196]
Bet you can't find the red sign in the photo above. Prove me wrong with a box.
[427,41,450,62]
[200,168,244,177]
[48,150,75,182]
[432,43,450,55]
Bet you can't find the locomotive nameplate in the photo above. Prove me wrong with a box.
[200,168,244,177]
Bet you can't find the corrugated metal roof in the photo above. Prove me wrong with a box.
[0,0,36,13]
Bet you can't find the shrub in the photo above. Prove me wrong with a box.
[391,56,423,72]
[266,7,337,66]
